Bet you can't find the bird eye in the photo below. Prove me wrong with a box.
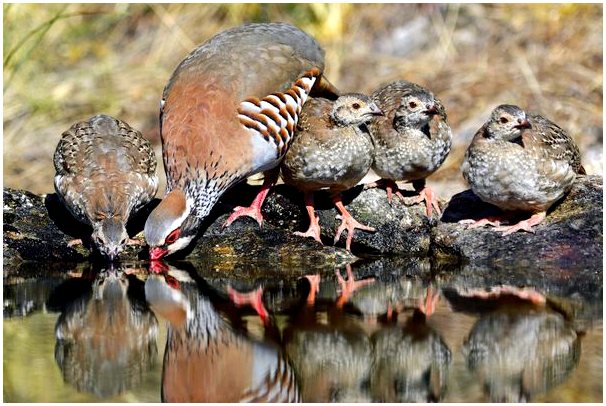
[352,103,360,110]
[408,101,417,109]
[165,228,181,245]
[499,116,509,124]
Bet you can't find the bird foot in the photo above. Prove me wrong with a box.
[303,274,321,305]
[403,186,442,217]
[458,217,502,229]
[418,285,440,317]
[334,213,376,252]
[227,285,270,325]
[458,285,546,305]
[294,216,322,244]
[126,238,144,246]
[335,265,375,308]
[67,238,83,248]
[493,212,546,236]
[223,204,264,228]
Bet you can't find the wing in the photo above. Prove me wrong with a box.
[524,114,584,174]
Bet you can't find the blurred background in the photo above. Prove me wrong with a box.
[3,4,603,198]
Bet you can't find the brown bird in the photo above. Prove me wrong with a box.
[53,114,158,260]
[281,94,383,251]
[368,80,452,217]
[461,104,585,235]
[145,269,300,402]
[144,23,338,260]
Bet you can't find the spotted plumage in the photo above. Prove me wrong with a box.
[145,23,336,259]
[461,104,585,235]
[281,93,383,251]
[53,114,158,260]
[368,80,452,217]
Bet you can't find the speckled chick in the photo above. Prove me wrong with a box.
[461,104,585,235]
[281,93,383,251]
[368,80,451,217]
[53,115,158,260]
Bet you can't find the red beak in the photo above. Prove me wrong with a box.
[149,259,169,274]
[150,246,168,261]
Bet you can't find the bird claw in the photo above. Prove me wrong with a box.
[303,274,321,305]
[227,285,270,325]
[335,266,375,308]
[458,218,502,229]
[333,214,376,251]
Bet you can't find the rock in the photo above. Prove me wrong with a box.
[433,175,603,272]
[3,175,602,289]
[261,184,435,256]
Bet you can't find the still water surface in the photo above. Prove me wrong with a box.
[3,261,602,402]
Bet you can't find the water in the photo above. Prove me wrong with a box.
[3,260,602,402]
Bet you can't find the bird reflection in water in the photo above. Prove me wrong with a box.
[283,268,374,402]
[449,287,581,402]
[53,265,158,398]
[145,261,299,402]
[348,280,452,402]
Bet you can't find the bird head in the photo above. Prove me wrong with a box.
[331,93,384,126]
[144,189,198,260]
[394,90,439,129]
[92,217,129,261]
[486,104,532,141]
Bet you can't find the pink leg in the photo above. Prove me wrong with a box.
[228,285,270,325]
[366,179,406,204]
[458,217,503,229]
[418,285,440,317]
[294,192,322,243]
[335,265,375,308]
[458,285,546,305]
[223,169,279,228]
[67,238,83,247]
[404,184,442,217]
[494,212,547,236]
[333,195,376,252]
[303,274,321,305]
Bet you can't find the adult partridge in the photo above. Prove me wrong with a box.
[281,94,383,251]
[461,104,585,235]
[368,80,452,217]
[53,114,158,261]
[144,23,337,259]
[144,269,300,402]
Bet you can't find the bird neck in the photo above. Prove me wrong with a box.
[175,174,231,221]
[168,288,231,353]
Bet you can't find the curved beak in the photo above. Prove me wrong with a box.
[514,118,531,129]
[150,246,168,261]
[371,105,385,116]
[424,104,439,116]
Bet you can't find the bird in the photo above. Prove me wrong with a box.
[280,93,383,251]
[282,270,373,402]
[460,104,585,235]
[370,310,452,402]
[367,80,452,217]
[54,266,158,397]
[53,114,158,261]
[462,306,580,402]
[144,268,300,402]
[144,23,338,260]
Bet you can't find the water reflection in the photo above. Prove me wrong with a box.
[444,288,582,402]
[283,273,372,402]
[145,264,299,402]
[53,265,158,397]
[371,310,451,402]
[463,308,581,402]
[2,260,598,402]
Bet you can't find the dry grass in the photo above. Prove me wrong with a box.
[3,4,602,196]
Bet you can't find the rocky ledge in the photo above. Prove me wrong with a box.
[3,176,603,277]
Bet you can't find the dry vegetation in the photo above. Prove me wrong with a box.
[3,4,602,196]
